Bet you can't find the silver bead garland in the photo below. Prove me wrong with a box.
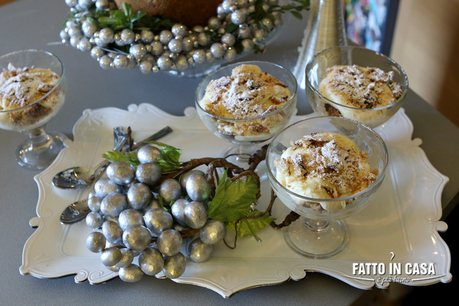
[62,0,285,73]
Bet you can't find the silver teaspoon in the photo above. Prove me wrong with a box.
[52,126,172,190]
[59,126,173,225]
[60,199,90,225]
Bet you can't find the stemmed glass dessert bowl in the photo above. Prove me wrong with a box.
[266,116,388,259]
[306,46,409,128]
[195,61,298,168]
[0,49,67,170]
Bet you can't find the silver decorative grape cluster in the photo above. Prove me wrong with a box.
[85,144,226,282]
[61,0,283,73]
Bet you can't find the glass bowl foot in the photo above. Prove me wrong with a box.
[283,217,349,259]
[16,132,68,170]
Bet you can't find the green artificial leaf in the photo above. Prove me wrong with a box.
[143,141,182,172]
[207,170,259,223]
[226,210,275,237]
[290,11,303,20]
[225,23,238,33]
[102,150,140,167]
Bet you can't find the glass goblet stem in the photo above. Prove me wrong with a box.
[16,124,67,170]
[304,218,330,232]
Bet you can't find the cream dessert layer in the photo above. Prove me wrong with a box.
[274,132,378,212]
[199,64,292,140]
[0,64,63,130]
[318,65,402,125]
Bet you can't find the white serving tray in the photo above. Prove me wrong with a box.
[20,104,452,298]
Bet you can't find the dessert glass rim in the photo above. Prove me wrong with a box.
[194,60,298,122]
[0,49,65,114]
[266,115,389,203]
[306,45,409,112]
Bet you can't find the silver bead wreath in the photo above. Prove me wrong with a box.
[61,0,285,74]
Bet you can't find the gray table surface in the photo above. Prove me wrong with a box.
[0,0,457,305]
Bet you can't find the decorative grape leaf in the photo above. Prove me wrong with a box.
[226,210,276,237]
[102,150,139,167]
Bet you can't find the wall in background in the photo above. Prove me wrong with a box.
[390,0,459,127]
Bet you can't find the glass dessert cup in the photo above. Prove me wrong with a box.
[266,116,388,259]
[0,50,67,170]
[306,46,409,128]
[195,61,298,169]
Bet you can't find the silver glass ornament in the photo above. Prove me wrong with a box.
[224,48,237,62]
[222,0,237,13]
[113,54,129,69]
[181,36,194,52]
[192,49,206,64]
[95,0,109,10]
[86,211,104,229]
[186,173,211,202]
[210,43,225,59]
[136,162,161,185]
[184,201,207,229]
[106,161,136,185]
[105,265,120,272]
[70,35,83,48]
[221,33,236,46]
[180,170,206,190]
[65,0,78,7]
[252,29,264,43]
[119,28,135,45]
[130,44,147,60]
[94,178,122,198]
[140,30,154,44]
[200,220,226,245]
[159,30,173,44]
[163,252,186,279]
[90,46,104,60]
[168,39,183,53]
[170,199,188,226]
[241,38,254,52]
[118,209,144,230]
[206,50,216,63]
[67,26,82,38]
[238,24,251,39]
[116,248,134,268]
[119,264,144,282]
[78,0,92,9]
[60,29,70,43]
[217,4,227,16]
[237,0,249,8]
[231,10,247,25]
[122,225,151,251]
[137,145,161,164]
[88,196,102,212]
[157,55,172,70]
[197,32,210,47]
[99,55,112,69]
[100,192,128,217]
[175,55,189,71]
[144,208,173,234]
[143,197,161,213]
[127,183,152,210]
[82,20,97,38]
[86,231,106,253]
[188,238,214,263]
[157,229,183,256]
[139,59,153,74]
[102,220,123,245]
[171,24,188,37]
[261,17,274,31]
[159,179,182,203]
[99,28,114,44]
[139,247,164,276]
[100,247,122,266]
[208,16,221,30]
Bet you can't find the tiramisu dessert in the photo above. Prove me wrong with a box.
[318,65,403,126]
[0,64,64,131]
[274,132,378,212]
[198,64,293,141]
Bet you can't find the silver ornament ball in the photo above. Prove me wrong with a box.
[119,264,144,282]
[122,225,151,251]
[100,247,122,266]
[86,231,106,253]
[188,238,214,263]
[100,192,128,217]
[102,220,123,245]
[157,229,183,256]
[127,183,152,210]
[163,252,186,279]
[118,209,145,230]
[143,208,173,235]
[106,161,136,185]
[139,247,164,276]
